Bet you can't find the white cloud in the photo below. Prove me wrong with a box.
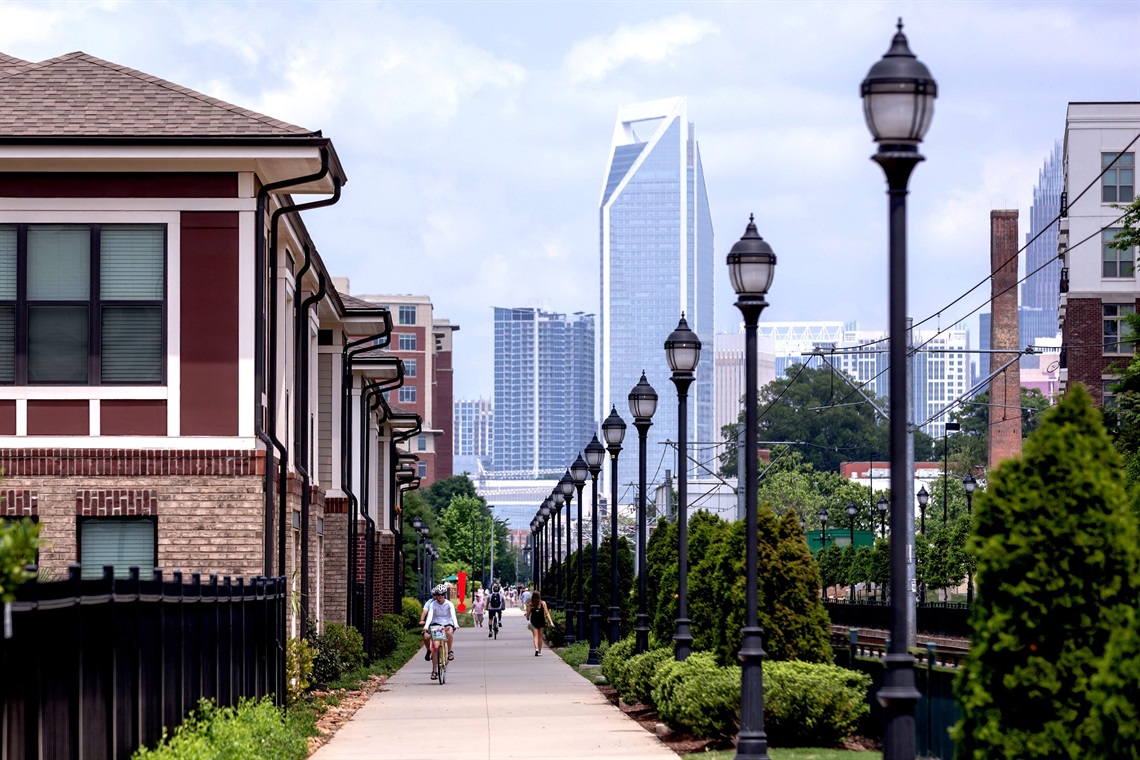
[562,13,718,84]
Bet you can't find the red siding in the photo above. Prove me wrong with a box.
[0,401,14,435]
[180,212,240,435]
[27,400,89,435]
[101,400,167,436]
[0,172,238,198]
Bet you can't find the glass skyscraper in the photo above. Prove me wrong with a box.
[600,98,714,499]
[491,308,595,478]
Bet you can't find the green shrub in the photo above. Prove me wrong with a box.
[311,622,365,686]
[764,661,870,747]
[133,697,313,760]
[371,615,405,660]
[401,597,424,629]
[600,634,636,693]
[0,517,42,602]
[666,656,741,739]
[559,640,590,668]
[954,384,1140,758]
[284,637,313,706]
[619,646,672,706]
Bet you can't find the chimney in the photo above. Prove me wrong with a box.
[989,210,1022,468]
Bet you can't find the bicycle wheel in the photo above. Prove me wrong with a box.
[438,643,447,685]
[493,616,498,639]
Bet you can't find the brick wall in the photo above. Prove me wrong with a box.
[322,512,348,625]
[989,210,1023,467]
[1063,296,1140,404]
[1,489,38,516]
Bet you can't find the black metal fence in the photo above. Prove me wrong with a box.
[824,600,972,639]
[1,564,286,760]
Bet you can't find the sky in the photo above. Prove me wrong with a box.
[3,0,1138,401]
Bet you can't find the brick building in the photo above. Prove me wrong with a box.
[0,51,419,641]
[1058,102,1140,404]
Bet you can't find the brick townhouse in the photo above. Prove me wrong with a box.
[0,50,419,640]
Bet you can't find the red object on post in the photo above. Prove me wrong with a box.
[457,571,467,612]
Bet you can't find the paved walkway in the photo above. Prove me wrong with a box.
[311,607,677,760]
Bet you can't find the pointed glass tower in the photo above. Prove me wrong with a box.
[599,98,714,499]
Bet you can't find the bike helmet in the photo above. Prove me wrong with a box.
[492,584,500,592]
[432,584,447,596]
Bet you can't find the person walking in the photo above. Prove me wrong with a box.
[472,593,486,628]
[527,590,553,656]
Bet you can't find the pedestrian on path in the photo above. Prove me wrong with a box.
[472,593,485,627]
[527,590,553,656]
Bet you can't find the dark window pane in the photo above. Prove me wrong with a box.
[1104,186,1117,203]
[1123,258,1136,278]
[101,225,164,300]
[102,306,162,383]
[1122,186,1135,203]
[28,305,88,383]
[1105,261,1117,278]
[0,306,13,383]
[79,518,155,579]
[0,226,15,300]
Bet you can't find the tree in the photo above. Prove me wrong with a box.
[949,388,1053,475]
[400,490,440,596]
[953,384,1140,757]
[420,474,483,515]
[1,517,42,602]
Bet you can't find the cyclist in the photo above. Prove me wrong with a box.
[486,583,505,637]
[423,585,459,680]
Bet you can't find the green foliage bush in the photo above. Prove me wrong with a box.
[600,634,636,693]
[371,615,405,660]
[284,637,313,706]
[401,597,424,629]
[651,652,740,739]
[311,622,365,686]
[0,517,42,602]
[953,385,1140,759]
[763,661,870,747]
[132,697,313,760]
[619,646,672,706]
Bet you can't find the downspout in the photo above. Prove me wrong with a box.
[340,324,392,632]
[271,183,344,596]
[295,245,330,641]
[390,417,422,614]
[256,147,331,576]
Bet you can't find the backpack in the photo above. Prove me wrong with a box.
[490,592,502,608]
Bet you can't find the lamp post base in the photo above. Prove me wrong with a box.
[634,613,650,655]
[735,624,770,760]
[587,606,602,665]
[673,618,693,661]
[577,601,587,641]
[879,653,922,759]
[608,606,622,644]
[565,606,577,645]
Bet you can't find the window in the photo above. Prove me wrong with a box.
[418,434,427,451]
[78,517,157,579]
[1103,152,1135,203]
[1103,303,1136,353]
[1104,379,1121,409]
[418,461,427,478]
[1103,229,1135,278]
[398,385,417,403]
[404,359,417,377]
[398,333,416,351]
[398,304,417,325]
[0,224,165,385]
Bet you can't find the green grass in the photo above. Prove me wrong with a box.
[683,750,878,760]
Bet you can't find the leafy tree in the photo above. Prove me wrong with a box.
[421,475,483,515]
[816,545,844,599]
[953,384,1140,758]
[645,518,676,633]
[653,511,729,645]
[400,491,440,595]
[949,388,1053,474]
[1,517,42,602]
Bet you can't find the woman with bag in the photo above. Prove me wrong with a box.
[526,590,553,656]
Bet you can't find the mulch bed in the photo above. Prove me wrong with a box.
[305,674,389,756]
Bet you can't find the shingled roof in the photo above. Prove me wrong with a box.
[0,51,315,138]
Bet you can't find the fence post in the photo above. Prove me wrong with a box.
[926,642,936,755]
[70,563,83,760]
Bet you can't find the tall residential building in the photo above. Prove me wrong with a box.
[713,332,776,439]
[599,97,714,497]
[1058,102,1140,406]
[453,398,493,475]
[492,308,595,478]
[1020,143,1065,358]
[354,292,459,485]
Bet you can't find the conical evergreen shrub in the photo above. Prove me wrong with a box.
[953,384,1140,758]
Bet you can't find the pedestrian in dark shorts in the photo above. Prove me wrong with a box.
[527,590,553,656]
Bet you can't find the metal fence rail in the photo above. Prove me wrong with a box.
[1,564,286,760]
[824,600,972,639]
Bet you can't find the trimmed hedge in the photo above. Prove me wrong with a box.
[653,653,741,740]
[311,623,366,685]
[371,615,405,660]
[763,661,870,747]
[401,597,424,629]
[600,635,636,694]
[619,646,672,706]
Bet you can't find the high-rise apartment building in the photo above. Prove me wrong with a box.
[1058,102,1140,406]
[453,398,493,475]
[713,332,777,439]
[354,292,458,485]
[599,97,714,495]
[492,308,594,478]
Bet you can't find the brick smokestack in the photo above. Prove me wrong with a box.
[989,210,1022,468]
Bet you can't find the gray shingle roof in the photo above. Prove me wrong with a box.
[0,51,315,137]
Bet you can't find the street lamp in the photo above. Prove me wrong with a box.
[419,524,430,600]
[601,405,626,643]
[819,507,830,601]
[584,434,606,664]
[571,453,590,643]
[847,501,857,601]
[863,18,936,759]
[629,371,658,654]
[560,470,577,644]
[413,515,424,601]
[727,214,777,760]
[963,473,976,605]
[552,489,565,611]
[540,501,552,594]
[665,313,701,662]
[878,494,889,538]
[917,485,929,535]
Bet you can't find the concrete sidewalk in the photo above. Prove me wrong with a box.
[311,607,677,760]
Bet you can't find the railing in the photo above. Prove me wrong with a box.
[823,600,972,639]
[1,565,286,760]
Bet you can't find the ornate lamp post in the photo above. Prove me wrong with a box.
[552,489,564,610]
[847,501,857,601]
[878,494,889,538]
[419,524,430,600]
[601,406,626,643]
[819,506,830,601]
[862,18,937,759]
[917,485,929,535]
[628,371,658,654]
[727,214,777,760]
[665,313,701,661]
[584,434,606,664]
[540,501,552,593]
[412,516,424,600]
[963,474,976,604]
[559,470,577,644]
[571,454,590,643]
